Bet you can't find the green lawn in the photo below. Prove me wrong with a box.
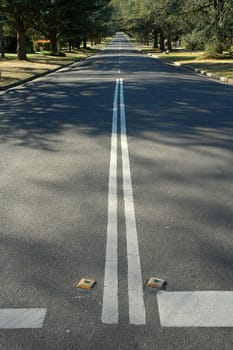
[0,49,98,87]
[156,51,233,80]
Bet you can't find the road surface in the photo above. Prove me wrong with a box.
[0,33,233,349]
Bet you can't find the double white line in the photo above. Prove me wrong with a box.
[102,79,146,325]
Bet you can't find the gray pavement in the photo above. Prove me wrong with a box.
[0,33,233,349]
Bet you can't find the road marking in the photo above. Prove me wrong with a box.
[102,79,145,325]
[120,79,146,325]
[157,291,233,327]
[102,79,119,324]
[118,42,121,73]
[0,309,47,329]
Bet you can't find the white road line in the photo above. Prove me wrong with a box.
[118,42,121,73]
[102,78,146,325]
[120,78,146,325]
[157,291,233,327]
[0,309,47,329]
[102,79,119,324]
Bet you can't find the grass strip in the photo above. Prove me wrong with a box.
[156,51,233,80]
[136,44,233,80]
[0,49,97,87]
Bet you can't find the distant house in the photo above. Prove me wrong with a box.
[34,39,51,51]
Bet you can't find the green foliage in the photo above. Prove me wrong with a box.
[111,0,233,51]
[183,0,233,46]
[203,42,224,58]
[0,0,114,58]
[0,0,44,59]
[111,0,185,49]
[41,50,66,57]
[1,0,232,59]
[182,31,204,50]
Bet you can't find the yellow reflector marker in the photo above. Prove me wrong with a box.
[146,277,166,290]
[75,278,97,290]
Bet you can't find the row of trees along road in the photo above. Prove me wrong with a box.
[111,0,233,53]
[0,0,113,60]
[0,0,232,60]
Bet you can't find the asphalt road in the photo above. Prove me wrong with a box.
[0,33,233,349]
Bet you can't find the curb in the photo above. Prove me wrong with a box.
[194,68,233,84]
[0,54,94,92]
[146,53,233,85]
[0,65,64,91]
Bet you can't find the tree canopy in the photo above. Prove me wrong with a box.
[110,0,233,52]
[0,0,114,59]
[0,0,232,59]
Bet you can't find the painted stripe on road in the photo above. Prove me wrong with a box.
[157,291,233,327]
[102,78,145,325]
[120,78,146,325]
[0,309,47,329]
[102,79,119,324]
[118,42,121,73]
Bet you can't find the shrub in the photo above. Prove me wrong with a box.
[228,46,233,55]
[203,42,224,59]
[182,32,204,50]
[54,51,66,57]
[41,51,66,57]
[211,41,224,54]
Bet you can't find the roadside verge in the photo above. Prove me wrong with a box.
[140,48,233,85]
[0,50,99,91]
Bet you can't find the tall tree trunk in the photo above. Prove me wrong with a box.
[144,33,149,46]
[75,35,81,49]
[160,31,165,51]
[17,28,27,60]
[49,31,57,53]
[167,33,172,51]
[83,34,87,49]
[153,29,158,48]
[0,26,4,58]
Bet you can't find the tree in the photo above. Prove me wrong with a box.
[34,0,113,51]
[110,0,184,50]
[183,0,233,51]
[0,0,114,58]
[32,0,69,53]
[110,0,233,52]
[76,0,112,49]
[0,13,6,57]
[0,0,42,59]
